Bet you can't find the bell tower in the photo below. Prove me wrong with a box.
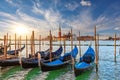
[58,26,61,38]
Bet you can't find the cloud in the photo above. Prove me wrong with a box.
[80,0,91,6]
[65,1,79,11]
[114,27,120,30]
[32,1,62,28]
[5,0,20,7]
[1,0,120,37]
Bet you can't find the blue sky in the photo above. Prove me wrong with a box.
[0,0,120,38]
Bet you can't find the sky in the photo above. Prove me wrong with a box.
[0,0,120,38]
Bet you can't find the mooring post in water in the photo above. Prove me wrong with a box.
[15,34,17,57]
[94,26,98,72]
[32,31,35,57]
[26,36,28,58]
[38,52,41,70]
[71,28,73,50]
[26,36,28,57]
[4,35,7,59]
[97,34,99,60]
[70,28,74,71]
[9,35,11,50]
[6,33,8,46]
[39,35,41,52]
[49,30,52,62]
[63,38,66,54]
[19,36,22,68]
[114,33,116,62]
[59,26,61,46]
[31,31,35,58]
[119,48,120,55]
[20,36,21,50]
[78,31,81,58]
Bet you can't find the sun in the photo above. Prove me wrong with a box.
[15,26,28,35]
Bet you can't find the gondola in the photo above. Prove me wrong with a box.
[21,46,63,68]
[0,43,11,55]
[7,44,25,55]
[40,45,78,72]
[74,46,95,77]
[0,45,25,67]
[0,58,20,67]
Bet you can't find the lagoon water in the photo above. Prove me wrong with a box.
[1,40,120,80]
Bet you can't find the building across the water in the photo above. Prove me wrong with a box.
[53,27,71,41]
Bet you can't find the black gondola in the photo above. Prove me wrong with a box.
[0,45,25,67]
[21,46,63,68]
[40,46,78,72]
[7,44,25,55]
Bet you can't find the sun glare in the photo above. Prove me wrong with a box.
[15,26,28,35]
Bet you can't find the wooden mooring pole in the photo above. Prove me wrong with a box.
[94,26,98,72]
[19,36,22,68]
[70,28,74,70]
[97,34,99,60]
[15,34,17,57]
[20,36,21,50]
[26,36,28,58]
[119,48,120,55]
[59,26,61,46]
[114,33,116,62]
[9,35,11,50]
[39,35,41,52]
[38,52,41,69]
[4,35,7,59]
[6,33,8,46]
[49,30,52,62]
[63,38,66,54]
[71,28,73,50]
[31,31,35,58]
[78,31,81,58]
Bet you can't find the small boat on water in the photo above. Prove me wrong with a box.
[40,45,78,72]
[7,44,25,55]
[0,45,25,67]
[0,43,11,55]
[21,46,63,68]
[74,46,95,77]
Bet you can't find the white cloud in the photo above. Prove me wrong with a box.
[80,0,91,7]
[0,12,17,20]
[5,0,19,6]
[65,2,79,11]
[32,1,62,26]
[114,27,120,30]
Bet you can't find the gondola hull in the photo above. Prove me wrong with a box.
[40,46,78,72]
[0,58,19,67]
[21,57,60,68]
[7,44,25,55]
[74,64,94,77]
[21,58,38,68]
[40,60,71,72]
[74,46,95,77]
[22,46,63,68]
